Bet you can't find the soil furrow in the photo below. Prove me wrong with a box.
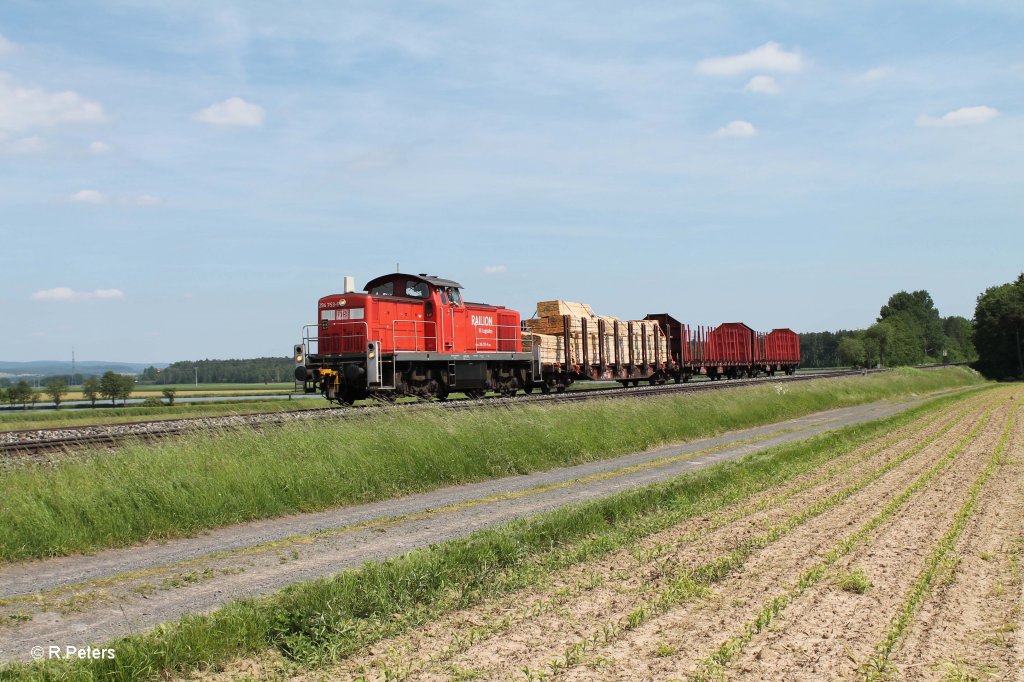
[889,403,1024,681]
[249,393,994,681]
[708,396,1017,682]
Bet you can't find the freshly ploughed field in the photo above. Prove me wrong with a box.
[193,384,1023,682]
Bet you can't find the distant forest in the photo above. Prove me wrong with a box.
[799,290,976,369]
[139,357,294,384]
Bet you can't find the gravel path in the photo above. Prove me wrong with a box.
[0,394,943,662]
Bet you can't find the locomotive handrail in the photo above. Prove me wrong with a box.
[391,319,437,352]
[304,321,370,356]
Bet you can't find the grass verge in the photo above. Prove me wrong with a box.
[0,367,982,563]
[0,386,987,682]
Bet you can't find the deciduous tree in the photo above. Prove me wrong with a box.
[838,336,866,368]
[117,374,136,406]
[100,371,122,406]
[82,376,101,407]
[45,378,68,409]
[974,274,1024,379]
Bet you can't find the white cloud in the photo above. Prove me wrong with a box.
[854,67,893,82]
[194,97,265,126]
[69,189,108,204]
[713,120,757,138]
[697,42,803,76]
[31,287,125,302]
[915,105,999,127]
[125,194,161,206]
[744,75,780,94]
[483,265,507,274]
[0,34,14,55]
[89,140,112,154]
[0,135,47,154]
[0,73,106,132]
[66,189,161,205]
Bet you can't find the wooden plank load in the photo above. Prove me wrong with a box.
[524,301,668,368]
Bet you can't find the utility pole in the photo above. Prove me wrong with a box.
[195,366,198,387]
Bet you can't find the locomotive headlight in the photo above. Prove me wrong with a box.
[368,351,376,359]
[293,344,304,364]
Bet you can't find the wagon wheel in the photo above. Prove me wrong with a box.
[541,383,551,394]
[556,385,566,393]
[523,383,535,395]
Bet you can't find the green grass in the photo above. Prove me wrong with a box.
[0,367,982,563]
[0,386,986,682]
[838,568,872,594]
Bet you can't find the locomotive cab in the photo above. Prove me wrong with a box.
[296,273,534,404]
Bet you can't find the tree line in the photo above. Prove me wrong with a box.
[0,371,138,409]
[139,357,294,384]
[799,290,976,369]
[974,273,1024,379]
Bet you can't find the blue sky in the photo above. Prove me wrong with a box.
[1,1,1021,362]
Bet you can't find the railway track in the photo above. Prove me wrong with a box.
[0,368,929,458]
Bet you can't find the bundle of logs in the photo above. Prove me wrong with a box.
[522,301,668,366]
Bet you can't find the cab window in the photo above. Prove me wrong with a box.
[405,281,429,298]
[446,287,463,305]
[370,282,394,296]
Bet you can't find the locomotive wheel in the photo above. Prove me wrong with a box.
[523,383,534,395]
[541,383,551,394]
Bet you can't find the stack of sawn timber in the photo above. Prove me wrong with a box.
[523,300,668,367]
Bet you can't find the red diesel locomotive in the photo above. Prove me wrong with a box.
[294,272,801,404]
[295,273,532,404]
